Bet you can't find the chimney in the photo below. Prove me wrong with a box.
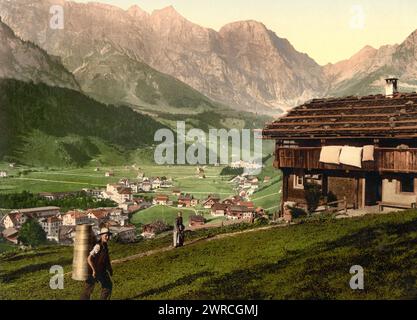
[385,78,399,97]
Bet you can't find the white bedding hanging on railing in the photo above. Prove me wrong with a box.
[319,145,376,168]
[362,145,375,162]
[319,146,342,165]
[339,146,363,168]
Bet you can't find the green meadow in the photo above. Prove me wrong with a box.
[252,180,282,212]
[0,164,235,195]
[131,206,198,226]
[1,210,417,299]
[131,205,227,227]
[0,241,15,254]
[0,161,282,211]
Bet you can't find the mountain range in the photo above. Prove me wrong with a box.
[0,0,327,114]
[0,16,78,91]
[324,32,417,97]
[2,0,417,115]
[0,15,270,166]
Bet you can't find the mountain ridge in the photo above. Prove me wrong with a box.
[0,16,79,91]
[0,16,270,166]
[2,1,417,113]
[0,0,327,114]
[324,28,417,97]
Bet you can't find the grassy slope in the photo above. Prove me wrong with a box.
[252,155,283,211]
[131,206,227,227]
[0,223,265,299]
[131,206,197,226]
[14,132,130,168]
[0,79,165,167]
[0,78,272,168]
[2,210,417,299]
[0,241,15,254]
[0,164,235,194]
[252,180,282,211]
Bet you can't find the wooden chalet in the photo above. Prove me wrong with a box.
[189,215,205,227]
[141,221,170,238]
[202,195,221,209]
[263,78,417,213]
[178,194,196,208]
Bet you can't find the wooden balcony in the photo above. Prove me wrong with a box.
[275,147,417,173]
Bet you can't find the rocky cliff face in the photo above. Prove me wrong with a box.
[216,20,326,112]
[0,17,79,90]
[391,30,417,82]
[0,0,326,113]
[2,0,417,113]
[324,29,417,97]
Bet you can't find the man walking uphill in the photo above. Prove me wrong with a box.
[173,212,185,248]
[81,228,113,300]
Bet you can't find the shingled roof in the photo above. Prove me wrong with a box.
[263,92,417,140]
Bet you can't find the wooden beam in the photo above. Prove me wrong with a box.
[292,103,416,113]
[275,113,417,120]
[281,170,289,214]
[304,96,417,107]
[267,119,417,127]
[263,133,417,140]
[264,125,417,133]
[322,173,328,197]
[275,147,417,152]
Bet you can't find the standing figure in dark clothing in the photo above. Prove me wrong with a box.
[173,212,185,248]
[80,228,113,300]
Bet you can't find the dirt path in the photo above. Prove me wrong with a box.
[63,222,293,277]
[111,223,289,265]
[65,222,290,276]
[251,192,280,201]
[64,207,392,277]
[15,177,102,186]
[265,205,280,211]
[156,190,233,195]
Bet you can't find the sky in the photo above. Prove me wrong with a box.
[74,0,417,65]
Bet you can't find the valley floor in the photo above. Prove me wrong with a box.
[0,164,236,195]
[1,209,417,300]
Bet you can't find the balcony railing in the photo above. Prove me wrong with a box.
[275,147,417,173]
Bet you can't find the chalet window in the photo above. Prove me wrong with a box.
[283,140,298,148]
[399,176,415,193]
[305,174,322,186]
[293,175,304,189]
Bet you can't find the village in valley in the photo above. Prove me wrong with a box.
[4,80,417,278]
[3,80,417,300]
[0,160,277,249]
[3,0,417,301]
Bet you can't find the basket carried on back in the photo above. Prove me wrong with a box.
[72,224,94,281]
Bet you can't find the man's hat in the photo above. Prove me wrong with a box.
[98,227,112,236]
